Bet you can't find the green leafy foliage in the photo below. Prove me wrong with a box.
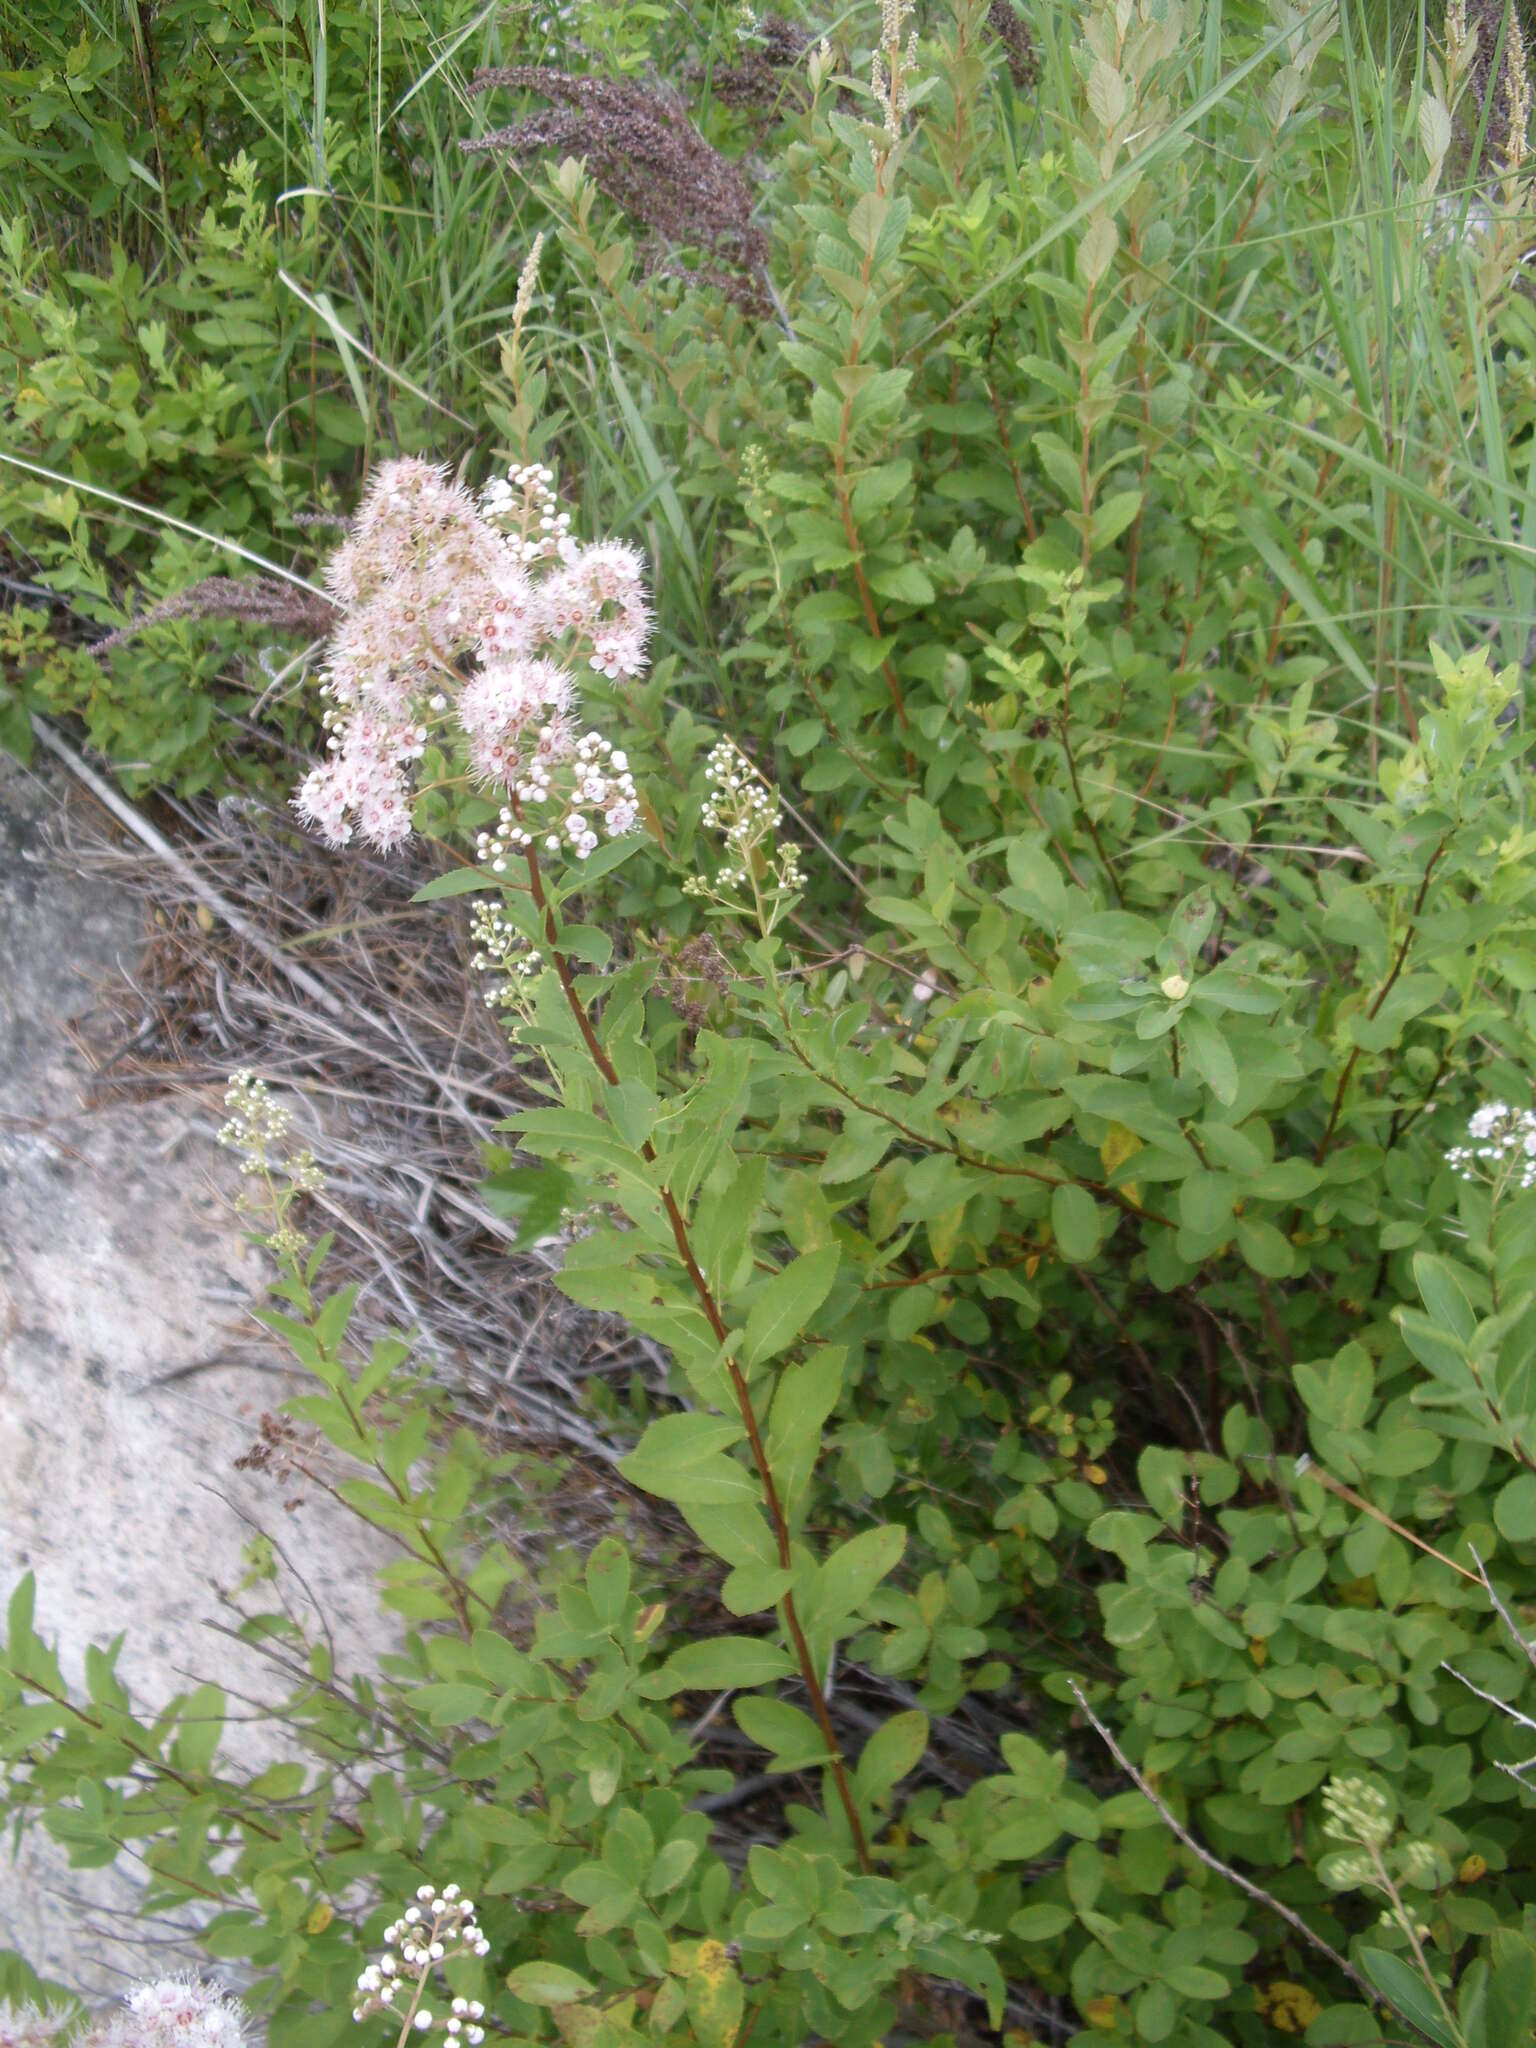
[10,0,1536,2042]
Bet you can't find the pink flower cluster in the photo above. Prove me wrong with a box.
[1,1979,255,2048]
[294,459,652,853]
[92,1982,249,2048]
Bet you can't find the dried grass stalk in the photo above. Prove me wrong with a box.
[1464,0,1535,171]
[93,577,338,656]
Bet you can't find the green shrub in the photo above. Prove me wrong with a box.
[9,0,1536,2043]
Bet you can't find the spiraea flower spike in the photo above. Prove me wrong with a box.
[294,429,654,856]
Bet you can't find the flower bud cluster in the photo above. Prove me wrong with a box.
[1322,1774,1393,1849]
[474,732,637,871]
[481,463,574,568]
[353,1885,488,2038]
[217,1071,324,1195]
[470,898,544,1011]
[294,444,653,855]
[686,737,805,908]
[1318,1776,1443,1940]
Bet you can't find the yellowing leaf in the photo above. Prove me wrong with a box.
[1099,1122,1142,1176]
[1099,1123,1143,1207]
[305,1901,334,1934]
[692,1941,731,1986]
[685,1941,743,2048]
[1082,1997,1119,2029]
[1077,213,1118,290]
[927,1200,968,1268]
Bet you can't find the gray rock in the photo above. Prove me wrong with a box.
[0,753,393,1995]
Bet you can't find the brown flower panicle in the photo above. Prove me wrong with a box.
[687,14,812,113]
[460,67,769,308]
[987,0,1039,90]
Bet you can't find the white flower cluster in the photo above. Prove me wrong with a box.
[353,1884,488,2037]
[686,737,805,904]
[217,1070,323,1192]
[294,445,652,854]
[470,897,543,1011]
[217,1068,290,1153]
[564,732,639,853]
[102,1983,248,2048]
[1446,1101,1536,1189]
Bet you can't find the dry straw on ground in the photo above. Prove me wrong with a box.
[51,767,662,1478]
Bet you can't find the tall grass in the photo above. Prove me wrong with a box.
[0,0,1531,791]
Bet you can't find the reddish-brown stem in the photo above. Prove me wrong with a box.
[11,1672,286,1854]
[1188,175,1265,363]
[518,834,872,1871]
[1058,691,1124,907]
[1313,839,1446,1166]
[1135,570,1204,800]
[1078,282,1097,573]
[771,988,1173,1226]
[832,456,911,739]
[984,376,1038,544]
